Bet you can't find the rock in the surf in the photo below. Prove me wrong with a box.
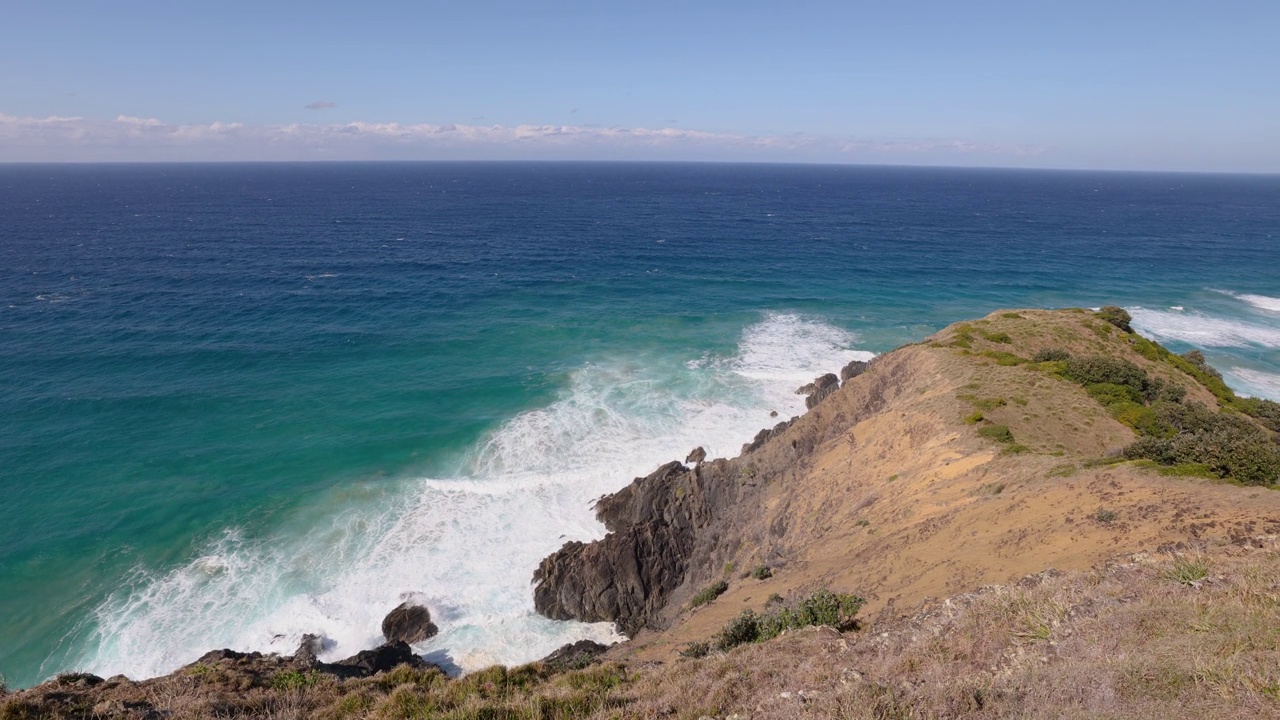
[381,602,438,644]
[685,446,707,465]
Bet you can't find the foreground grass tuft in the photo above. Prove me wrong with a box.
[1164,556,1210,585]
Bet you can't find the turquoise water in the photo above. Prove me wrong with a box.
[1,163,1277,687]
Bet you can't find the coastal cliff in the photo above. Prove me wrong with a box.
[6,307,1280,720]
[531,307,1280,658]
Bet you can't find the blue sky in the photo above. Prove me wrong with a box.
[2,1,1277,170]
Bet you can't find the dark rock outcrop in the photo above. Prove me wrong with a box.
[742,418,795,455]
[534,460,747,636]
[381,601,438,644]
[329,641,430,678]
[841,359,869,383]
[195,648,256,664]
[685,446,707,465]
[538,640,611,670]
[293,634,324,668]
[800,373,840,409]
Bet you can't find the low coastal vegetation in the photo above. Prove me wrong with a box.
[679,589,865,659]
[948,305,1280,486]
[687,580,729,608]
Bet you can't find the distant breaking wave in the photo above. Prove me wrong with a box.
[70,313,872,681]
[1129,307,1280,349]
[1212,289,1280,313]
[1224,368,1280,401]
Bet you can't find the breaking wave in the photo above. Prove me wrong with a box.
[72,313,872,680]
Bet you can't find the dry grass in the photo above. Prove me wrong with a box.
[7,546,1279,719]
[621,545,1280,719]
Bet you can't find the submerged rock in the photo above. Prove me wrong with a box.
[381,602,438,644]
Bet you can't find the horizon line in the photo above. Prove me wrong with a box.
[1,158,1277,177]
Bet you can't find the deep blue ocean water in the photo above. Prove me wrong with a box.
[1,162,1278,687]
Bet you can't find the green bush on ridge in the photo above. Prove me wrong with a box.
[1096,306,1133,332]
[1051,337,1280,486]
[710,590,865,653]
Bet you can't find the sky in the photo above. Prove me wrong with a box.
[1,1,1278,170]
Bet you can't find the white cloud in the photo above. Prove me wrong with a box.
[0,111,1049,163]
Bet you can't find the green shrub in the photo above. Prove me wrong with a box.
[978,424,1015,443]
[1238,396,1280,433]
[1181,350,1222,380]
[1095,509,1117,523]
[271,670,321,691]
[1143,378,1186,404]
[678,641,711,659]
[1122,402,1280,486]
[980,330,1013,344]
[1108,402,1166,436]
[749,565,772,580]
[713,590,865,652]
[689,580,729,608]
[1086,382,1144,406]
[1032,348,1071,362]
[1096,306,1133,332]
[964,410,985,425]
[1063,356,1148,394]
[1130,335,1170,362]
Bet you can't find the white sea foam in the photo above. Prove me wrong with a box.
[1236,294,1280,313]
[1129,307,1280,349]
[1223,368,1280,402]
[75,313,871,680]
[1212,289,1280,313]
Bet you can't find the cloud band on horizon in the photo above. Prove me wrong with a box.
[0,111,1048,163]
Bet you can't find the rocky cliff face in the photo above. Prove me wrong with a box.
[532,309,1280,652]
[532,459,748,635]
[532,355,904,636]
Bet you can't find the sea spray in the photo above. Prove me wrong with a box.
[74,313,873,679]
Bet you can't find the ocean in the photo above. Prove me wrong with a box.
[1,162,1277,688]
